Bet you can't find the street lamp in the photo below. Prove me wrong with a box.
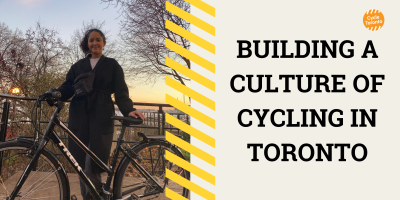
[9,87,20,95]
[8,87,20,122]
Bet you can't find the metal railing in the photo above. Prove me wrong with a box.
[0,93,188,146]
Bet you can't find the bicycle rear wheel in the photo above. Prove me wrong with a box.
[113,140,190,199]
[0,140,69,200]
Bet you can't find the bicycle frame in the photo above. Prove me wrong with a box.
[9,101,164,200]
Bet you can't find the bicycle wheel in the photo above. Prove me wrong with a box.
[113,140,190,199]
[0,140,69,200]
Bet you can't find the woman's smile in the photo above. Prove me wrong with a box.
[88,31,106,57]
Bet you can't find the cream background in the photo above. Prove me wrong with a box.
[190,0,400,199]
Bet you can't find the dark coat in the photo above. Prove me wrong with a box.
[57,55,135,173]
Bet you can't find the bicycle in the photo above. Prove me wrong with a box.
[0,91,190,199]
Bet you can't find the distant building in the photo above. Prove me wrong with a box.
[138,109,157,113]
[166,108,184,114]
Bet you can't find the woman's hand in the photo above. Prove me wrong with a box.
[129,110,146,119]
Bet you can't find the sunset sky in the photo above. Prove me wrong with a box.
[0,0,190,105]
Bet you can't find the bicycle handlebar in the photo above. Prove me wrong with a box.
[51,91,61,98]
[39,89,61,101]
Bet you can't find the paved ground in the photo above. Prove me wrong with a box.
[0,172,187,199]
[68,173,105,200]
[68,173,186,200]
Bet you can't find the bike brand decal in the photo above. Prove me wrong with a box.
[58,141,82,171]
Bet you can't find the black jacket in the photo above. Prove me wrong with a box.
[58,55,135,173]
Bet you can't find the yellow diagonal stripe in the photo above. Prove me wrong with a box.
[166,1,215,36]
[166,94,215,129]
[166,19,215,54]
[166,76,215,111]
[165,2,216,199]
[165,187,189,200]
[166,113,215,148]
[184,0,215,17]
[166,131,215,166]
[166,150,215,185]
[166,39,215,73]
[166,57,215,91]
[166,169,215,200]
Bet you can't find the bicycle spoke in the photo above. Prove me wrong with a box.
[26,185,59,193]
[0,143,66,200]
[20,162,47,191]
[20,170,55,194]
[149,148,154,174]
[151,146,164,178]
[21,170,57,199]
[115,141,190,199]
[21,195,61,199]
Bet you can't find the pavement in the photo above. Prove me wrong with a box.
[0,172,186,199]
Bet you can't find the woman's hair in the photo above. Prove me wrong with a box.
[80,28,106,55]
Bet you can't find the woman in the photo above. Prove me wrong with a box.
[57,28,145,199]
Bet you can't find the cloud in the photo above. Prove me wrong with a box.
[16,0,48,7]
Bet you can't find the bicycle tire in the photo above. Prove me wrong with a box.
[113,140,190,199]
[0,140,69,200]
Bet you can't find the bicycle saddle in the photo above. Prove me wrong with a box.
[111,116,143,125]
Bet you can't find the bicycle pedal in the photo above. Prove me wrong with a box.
[71,194,77,200]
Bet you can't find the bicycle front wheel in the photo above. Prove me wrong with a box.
[113,140,190,199]
[0,140,69,200]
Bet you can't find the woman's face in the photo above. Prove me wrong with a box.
[88,31,106,57]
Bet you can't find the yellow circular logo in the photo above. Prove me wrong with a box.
[363,9,384,31]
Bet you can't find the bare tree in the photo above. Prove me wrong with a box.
[0,21,68,97]
[65,20,128,67]
[26,22,68,78]
[101,0,190,85]
[0,22,31,94]
[0,21,69,128]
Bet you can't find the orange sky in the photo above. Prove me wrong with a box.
[126,78,190,110]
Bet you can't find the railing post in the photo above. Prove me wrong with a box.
[158,106,162,135]
[162,108,166,136]
[177,114,181,135]
[0,100,10,172]
[0,101,10,142]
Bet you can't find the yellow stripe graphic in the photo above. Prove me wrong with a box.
[166,113,215,148]
[166,76,215,110]
[166,19,215,54]
[166,57,215,91]
[166,150,215,185]
[166,169,215,200]
[166,94,215,129]
[166,39,215,73]
[184,0,215,17]
[166,131,215,166]
[166,1,215,36]
[165,0,216,199]
[165,188,189,200]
